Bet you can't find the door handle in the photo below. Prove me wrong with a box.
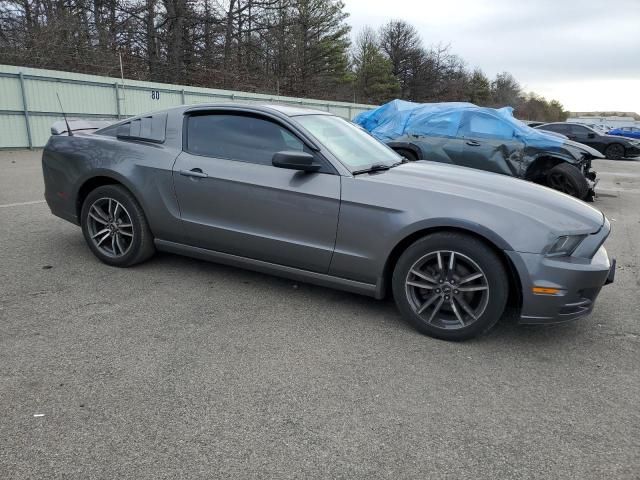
[180,168,208,179]
[466,140,481,147]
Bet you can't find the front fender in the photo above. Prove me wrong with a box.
[388,217,514,255]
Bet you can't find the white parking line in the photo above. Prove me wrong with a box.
[0,200,46,208]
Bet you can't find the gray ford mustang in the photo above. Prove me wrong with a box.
[42,104,615,340]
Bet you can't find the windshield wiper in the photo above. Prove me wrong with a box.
[352,162,402,175]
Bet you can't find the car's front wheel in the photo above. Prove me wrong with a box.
[392,232,508,341]
[546,163,589,199]
[80,184,155,267]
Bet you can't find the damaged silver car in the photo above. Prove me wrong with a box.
[355,100,602,200]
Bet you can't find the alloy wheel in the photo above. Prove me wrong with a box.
[405,250,490,330]
[87,197,134,258]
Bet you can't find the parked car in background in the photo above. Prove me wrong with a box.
[535,122,640,160]
[42,104,615,341]
[608,126,640,140]
[355,100,601,200]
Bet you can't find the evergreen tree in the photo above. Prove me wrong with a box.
[466,68,491,105]
[352,27,399,104]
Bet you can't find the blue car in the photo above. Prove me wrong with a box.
[608,126,640,140]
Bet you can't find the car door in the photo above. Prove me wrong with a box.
[456,112,523,175]
[410,110,466,165]
[172,111,341,274]
[569,124,602,150]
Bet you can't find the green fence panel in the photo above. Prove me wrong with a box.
[0,64,375,149]
[0,114,29,148]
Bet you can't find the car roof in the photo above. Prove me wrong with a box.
[260,104,333,117]
[539,122,591,127]
[179,102,333,117]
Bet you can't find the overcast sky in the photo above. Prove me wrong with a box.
[344,0,640,113]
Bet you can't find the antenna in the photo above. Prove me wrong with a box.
[56,92,73,136]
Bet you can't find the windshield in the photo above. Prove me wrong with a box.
[296,114,401,171]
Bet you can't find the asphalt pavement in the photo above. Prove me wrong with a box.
[1,150,638,479]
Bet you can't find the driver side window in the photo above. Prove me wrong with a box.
[569,125,590,136]
[186,113,305,166]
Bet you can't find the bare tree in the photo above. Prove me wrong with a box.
[379,19,422,98]
[0,0,569,118]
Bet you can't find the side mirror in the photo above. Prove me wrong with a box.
[588,133,596,139]
[272,151,320,172]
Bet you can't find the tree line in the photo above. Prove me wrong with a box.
[0,0,568,121]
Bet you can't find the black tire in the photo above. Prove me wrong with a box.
[546,163,590,199]
[604,143,625,160]
[392,232,508,341]
[394,148,419,161]
[80,184,155,267]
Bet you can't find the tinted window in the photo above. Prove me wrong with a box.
[543,124,568,133]
[459,113,514,140]
[186,114,304,165]
[569,125,590,135]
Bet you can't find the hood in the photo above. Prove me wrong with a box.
[364,161,605,235]
[562,139,605,158]
[602,133,637,144]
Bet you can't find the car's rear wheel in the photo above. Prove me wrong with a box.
[546,163,589,199]
[604,143,625,160]
[392,232,508,341]
[81,185,155,267]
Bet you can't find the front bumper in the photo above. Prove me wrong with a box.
[626,145,640,157]
[506,246,614,325]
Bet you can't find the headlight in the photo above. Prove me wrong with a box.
[546,235,587,256]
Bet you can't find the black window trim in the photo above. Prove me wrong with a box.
[181,109,338,175]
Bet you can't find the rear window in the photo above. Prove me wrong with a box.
[543,124,569,133]
[98,114,167,143]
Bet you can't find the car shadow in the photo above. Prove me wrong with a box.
[145,251,591,344]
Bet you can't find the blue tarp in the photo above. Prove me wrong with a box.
[354,100,564,148]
